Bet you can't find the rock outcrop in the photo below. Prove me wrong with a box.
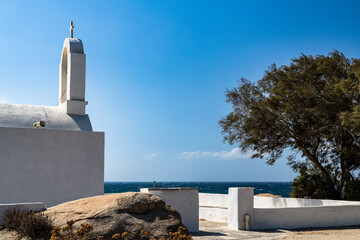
[0,228,27,240]
[45,192,185,240]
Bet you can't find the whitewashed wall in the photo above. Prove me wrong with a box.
[199,193,228,223]
[199,193,228,208]
[0,127,104,207]
[254,196,360,208]
[200,189,360,230]
[254,205,360,229]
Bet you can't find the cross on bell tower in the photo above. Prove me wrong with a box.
[70,21,74,38]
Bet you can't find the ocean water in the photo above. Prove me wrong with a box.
[104,182,292,197]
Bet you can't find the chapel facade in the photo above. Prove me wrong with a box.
[0,25,104,207]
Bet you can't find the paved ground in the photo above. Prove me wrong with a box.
[192,221,288,240]
[192,220,360,240]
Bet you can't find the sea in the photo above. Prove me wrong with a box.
[104,182,292,197]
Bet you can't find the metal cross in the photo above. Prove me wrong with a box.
[70,21,74,38]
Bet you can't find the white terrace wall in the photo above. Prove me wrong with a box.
[253,205,360,229]
[199,188,360,230]
[0,127,104,207]
[254,196,360,208]
[199,193,228,223]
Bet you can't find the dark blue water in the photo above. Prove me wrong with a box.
[105,182,292,197]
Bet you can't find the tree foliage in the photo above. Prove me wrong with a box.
[219,51,360,199]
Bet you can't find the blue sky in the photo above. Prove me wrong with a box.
[1,0,360,181]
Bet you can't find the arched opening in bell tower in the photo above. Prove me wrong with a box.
[60,47,68,104]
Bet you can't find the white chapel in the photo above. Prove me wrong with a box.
[0,23,104,207]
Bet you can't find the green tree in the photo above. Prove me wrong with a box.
[219,51,360,200]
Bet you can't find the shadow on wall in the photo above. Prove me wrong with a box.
[68,114,93,131]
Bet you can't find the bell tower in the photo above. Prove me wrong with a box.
[58,22,87,115]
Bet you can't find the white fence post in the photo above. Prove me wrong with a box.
[228,187,254,230]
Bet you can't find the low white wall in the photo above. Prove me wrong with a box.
[199,207,227,223]
[199,193,228,208]
[200,190,360,230]
[0,127,104,207]
[254,196,360,208]
[0,202,46,226]
[254,205,360,229]
[141,188,199,232]
[199,193,228,223]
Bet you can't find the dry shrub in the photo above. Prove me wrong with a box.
[4,207,53,239]
[140,226,192,240]
[50,220,94,240]
[168,226,192,240]
[111,232,129,240]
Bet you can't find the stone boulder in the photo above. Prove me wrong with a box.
[45,192,185,240]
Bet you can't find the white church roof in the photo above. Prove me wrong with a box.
[0,34,95,131]
[0,102,92,131]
